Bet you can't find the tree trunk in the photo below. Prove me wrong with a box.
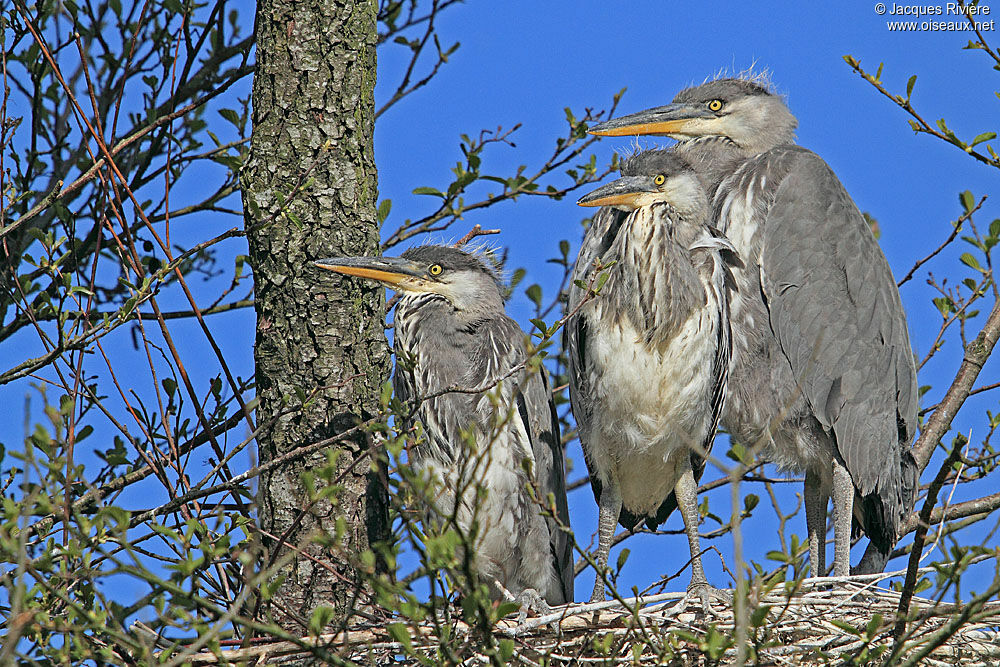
[242,0,389,633]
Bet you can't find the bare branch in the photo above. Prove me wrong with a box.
[914,300,1000,470]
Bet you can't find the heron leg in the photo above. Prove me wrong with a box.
[674,457,730,613]
[853,541,889,576]
[804,468,828,578]
[831,459,853,577]
[589,484,621,603]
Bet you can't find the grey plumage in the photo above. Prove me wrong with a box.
[568,151,737,602]
[315,245,573,605]
[589,77,919,577]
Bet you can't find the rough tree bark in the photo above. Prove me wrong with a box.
[242,0,390,632]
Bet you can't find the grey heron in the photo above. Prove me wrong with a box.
[568,151,738,604]
[315,245,573,608]
[588,77,919,577]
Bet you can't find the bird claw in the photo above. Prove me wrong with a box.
[673,582,731,617]
[513,588,551,625]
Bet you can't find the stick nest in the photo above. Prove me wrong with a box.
[151,572,1000,666]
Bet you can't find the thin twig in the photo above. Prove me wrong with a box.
[897,196,985,287]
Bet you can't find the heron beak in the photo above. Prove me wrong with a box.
[577,176,655,209]
[588,103,714,137]
[313,256,429,288]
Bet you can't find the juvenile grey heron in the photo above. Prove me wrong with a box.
[568,151,738,603]
[315,245,573,608]
[588,78,919,577]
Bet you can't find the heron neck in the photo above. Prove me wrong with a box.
[603,204,706,343]
[674,138,747,195]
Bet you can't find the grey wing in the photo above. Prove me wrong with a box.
[518,366,574,604]
[759,151,918,547]
[565,206,627,507]
[695,228,739,481]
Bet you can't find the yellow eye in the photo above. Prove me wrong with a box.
[428,264,443,276]
[653,174,666,186]
[708,99,724,112]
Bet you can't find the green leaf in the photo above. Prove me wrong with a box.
[386,622,413,652]
[234,254,249,280]
[376,198,392,223]
[962,234,986,251]
[960,190,976,213]
[529,318,548,336]
[932,296,955,317]
[68,285,94,297]
[726,443,743,463]
[906,75,917,98]
[525,283,543,308]
[509,267,526,291]
[766,550,790,563]
[308,605,335,635]
[616,547,630,571]
[830,618,862,635]
[259,573,286,600]
[865,613,883,638]
[959,252,981,271]
[989,219,1000,239]
[495,601,520,618]
[218,108,240,128]
[412,186,444,197]
[498,638,515,661]
[971,132,996,146]
[750,604,772,627]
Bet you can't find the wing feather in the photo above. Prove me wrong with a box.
[759,150,918,545]
[565,206,626,510]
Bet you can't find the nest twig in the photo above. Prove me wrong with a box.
[147,567,1000,665]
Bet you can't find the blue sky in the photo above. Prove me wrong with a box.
[375,1,1000,598]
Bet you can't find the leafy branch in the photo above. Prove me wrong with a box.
[382,95,624,249]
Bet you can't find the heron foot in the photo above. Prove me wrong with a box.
[513,588,551,625]
[674,581,731,617]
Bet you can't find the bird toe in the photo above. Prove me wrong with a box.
[513,588,551,625]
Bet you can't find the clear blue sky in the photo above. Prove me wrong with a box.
[375,1,999,599]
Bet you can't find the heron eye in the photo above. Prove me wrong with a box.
[428,264,443,276]
[653,174,666,186]
[708,99,724,112]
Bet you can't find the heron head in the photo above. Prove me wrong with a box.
[577,150,707,217]
[588,78,797,155]
[315,245,504,314]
